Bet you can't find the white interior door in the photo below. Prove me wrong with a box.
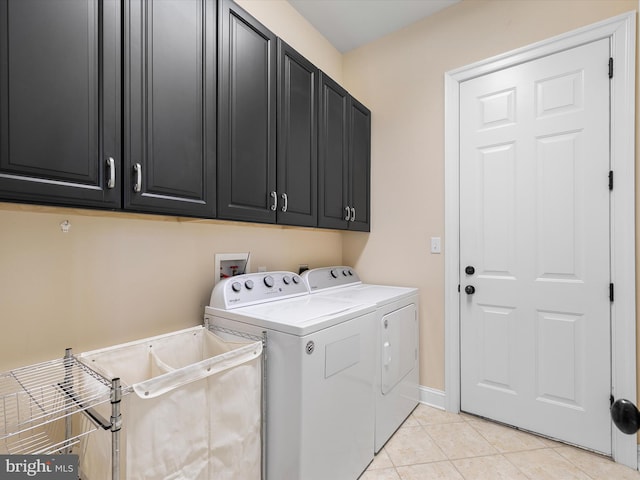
[459,38,611,454]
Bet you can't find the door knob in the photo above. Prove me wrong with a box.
[611,398,640,434]
[465,285,475,295]
[465,265,475,275]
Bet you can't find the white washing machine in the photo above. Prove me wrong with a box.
[204,271,376,480]
[302,266,419,453]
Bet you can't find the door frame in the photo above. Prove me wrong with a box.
[444,12,636,468]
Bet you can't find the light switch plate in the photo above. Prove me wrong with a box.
[430,237,441,254]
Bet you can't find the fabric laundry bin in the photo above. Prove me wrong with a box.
[77,326,262,480]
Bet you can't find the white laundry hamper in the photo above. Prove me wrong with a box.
[77,326,262,480]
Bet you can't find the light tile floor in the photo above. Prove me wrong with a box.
[360,404,640,480]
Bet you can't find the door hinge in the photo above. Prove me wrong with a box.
[609,171,613,190]
[609,57,613,78]
[610,283,614,302]
[457,284,460,293]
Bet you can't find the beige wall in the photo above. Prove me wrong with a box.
[0,0,343,372]
[0,204,343,371]
[341,0,638,390]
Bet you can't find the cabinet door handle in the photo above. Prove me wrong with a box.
[281,193,288,212]
[270,191,277,211]
[344,206,351,221]
[351,207,356,222]
[106,157,115,189]
[133,163,142,193]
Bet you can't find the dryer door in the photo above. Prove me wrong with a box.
[381,304,417,394]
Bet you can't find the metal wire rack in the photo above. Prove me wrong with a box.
[0,349,122,479]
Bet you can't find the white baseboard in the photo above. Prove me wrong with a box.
[418,385,446,410]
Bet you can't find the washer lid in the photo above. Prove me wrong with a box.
[206,295,375,336]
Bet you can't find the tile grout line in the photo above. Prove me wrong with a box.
[366,404,640,480]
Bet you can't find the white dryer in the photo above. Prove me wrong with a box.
[204,271,376,480]
[302,266,419,453]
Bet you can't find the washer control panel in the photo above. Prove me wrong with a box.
[302,266,361,292]
[210,271,308,309]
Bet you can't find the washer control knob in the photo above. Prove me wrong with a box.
[283,275,291,285]
[231,281,242,293]
[244,279,254,290]
[263,275,275,288]
[342,269,349,276]
[292,275,300,284]
[347,269,353,276]
[330,269,339,278]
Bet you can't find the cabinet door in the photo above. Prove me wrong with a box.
[318,72,349,229]
[277,40,318,227]
[218,0,276,223]
[124,0,216,217]
[348,97,371,232]
[0,0,120,208]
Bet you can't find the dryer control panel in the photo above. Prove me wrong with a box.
[210,271,308,309]
[302,266,362,292]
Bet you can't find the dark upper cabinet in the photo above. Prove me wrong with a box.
[0,0,370,229]
[0,0,121,208]
[318,72,371,231]
[348,97,371,232]
[276,40,318,227]
[318,73,349,229]
[218,0,277,223]
[124,0,216,217]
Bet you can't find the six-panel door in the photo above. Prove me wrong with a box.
[460,38,612,454]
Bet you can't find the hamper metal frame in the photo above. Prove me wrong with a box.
[0,348,122,480]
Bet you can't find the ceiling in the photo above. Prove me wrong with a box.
[287,0,461,53]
